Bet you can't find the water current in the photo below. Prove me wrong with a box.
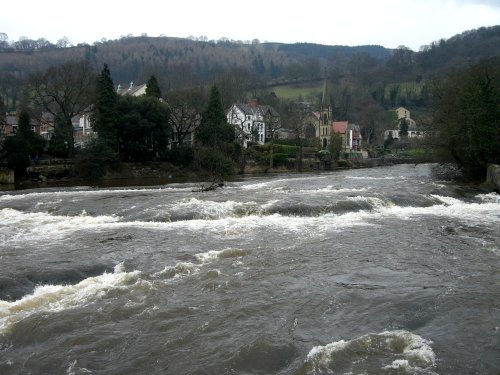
[0,164,498,374]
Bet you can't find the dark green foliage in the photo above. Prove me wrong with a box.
[264,153,288,166]
[74,138,119,179]
[384,132,394,150]
[329,133,344,160]
[116,95,171,161]
[145,75,162,99]
[435,58,500,180]
[399,118,409,138]
[0,109,44,177]
[195,85,235,149]
[92,64,119,151]
[0,96,6,139]
[196,147,235,176]
[48,116,72,157]
[195,85,236,176]
[168,144,194,168]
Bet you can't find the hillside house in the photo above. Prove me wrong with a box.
[332,121,362,154]
[227,99,280,148]
[384,107,421,140]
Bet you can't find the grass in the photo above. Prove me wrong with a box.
[270,82,323,101]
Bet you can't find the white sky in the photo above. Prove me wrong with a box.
[2,0,500,51]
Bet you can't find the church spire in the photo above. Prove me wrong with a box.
[320,68,332,126]
[321,68,330,108]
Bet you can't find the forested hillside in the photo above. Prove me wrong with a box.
[1,25,498,112]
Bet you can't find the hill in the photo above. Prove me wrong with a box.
[0,25,499,111]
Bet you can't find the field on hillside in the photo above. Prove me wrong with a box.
[270,82,323,101]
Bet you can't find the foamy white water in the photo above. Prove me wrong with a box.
[0,164,498,374]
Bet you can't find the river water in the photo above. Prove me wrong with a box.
[0,164,498,374]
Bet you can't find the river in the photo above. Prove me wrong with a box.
[0,164,498,374]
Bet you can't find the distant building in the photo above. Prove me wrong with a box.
[227,99,280,148]
[332,121,362,153]
[384,107,423,140]
[117,82,148,96]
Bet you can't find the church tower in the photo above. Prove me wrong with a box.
[318,69,333,148]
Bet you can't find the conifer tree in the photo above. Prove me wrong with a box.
[196,85,234,150]
[145,75,162,99]
[92,64,119,152]
[195,85,236,176]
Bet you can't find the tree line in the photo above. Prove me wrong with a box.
[0,61,239,180]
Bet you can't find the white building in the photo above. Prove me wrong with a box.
[227,99,280,148]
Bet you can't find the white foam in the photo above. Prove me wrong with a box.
[195,248,246,263]
[477,192,500,203]
[0,265,143,334]
[0,186,192,203]
[0,208,121,245]
[297,187,370,194]
[167,198,262,219]
[305,330,435,373]
[155,262,199,279]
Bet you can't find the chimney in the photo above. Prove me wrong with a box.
[248,99,258,108]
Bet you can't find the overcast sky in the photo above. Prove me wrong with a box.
[2,0,499,51]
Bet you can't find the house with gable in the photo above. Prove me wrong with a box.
[384,106,422,140]
[332,121,362,154]
[227,99,280,148]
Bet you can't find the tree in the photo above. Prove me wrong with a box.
[399,118,409,138]
[145,75,162,99]
[116,95,171,161]
[0,108,44,178]
[0,96,6,143]
[167,87,204,146]
[29,60,95,157]
[329,132,344,161]
[287,106,309,172]
[195,85,236,176]
[92,64,120,154]
[434,58,500,179]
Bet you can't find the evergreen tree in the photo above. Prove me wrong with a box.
[92,64,119,153]
[195,85,236,176]
[195,85,234,150]
[116,95,171,161]
[399,118,409,138]
[145,75,162,99]
[0,108,44,178]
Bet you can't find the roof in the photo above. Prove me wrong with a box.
[117,82,147,96]
[332,121,348,133]
[231,103,280,117]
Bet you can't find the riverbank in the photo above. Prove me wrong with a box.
[3,158,498,192]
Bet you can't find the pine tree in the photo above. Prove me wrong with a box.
[195,85,234,150]
[195,85,236,176]
[145,75,162,99]
[92,64,119,152]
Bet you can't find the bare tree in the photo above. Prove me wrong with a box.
[29,60,96,156]
[167,88,204,146]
